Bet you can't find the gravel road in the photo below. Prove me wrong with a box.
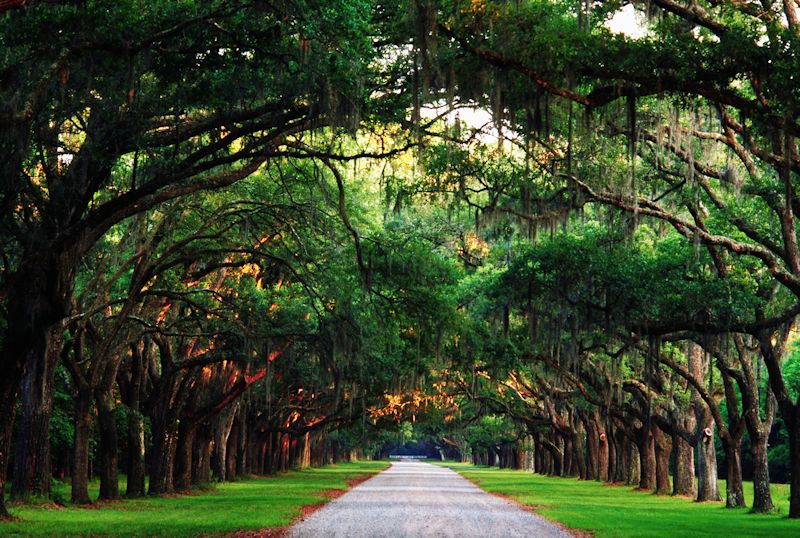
[287,461,572,538]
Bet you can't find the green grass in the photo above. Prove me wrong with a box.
[437,462,800,538]
[1,461,388,537]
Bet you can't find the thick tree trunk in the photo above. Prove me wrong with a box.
[95,387,120,500]
[174,420,197,491]
[571,431,587,479]
[122,344,146,499]
[750,429,774,513]
[126,409,146,498]
[596,415,609,482]
[71,387,93,505]
[690,343,721,502]
[672,433,696,497]
[584,415,599,481]
[212,405,238,482]
[0,246,77,516]
[653,425,671,495]
[226,422,238,480]
[619,434,631,484]
[627,440,640,486]
[0,372,22,518]
[637,426,656,491]
[11,331,59,500]
[149,415,178,495]
[723,441,745,508]
[562,435,574,476]
[193,426,212,484]
[696,425,721,502]
[605,424,615,483]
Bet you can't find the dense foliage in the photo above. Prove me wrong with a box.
[2,0,800,529]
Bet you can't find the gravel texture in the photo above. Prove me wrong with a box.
[287,460,573,538]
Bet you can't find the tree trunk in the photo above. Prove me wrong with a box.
[0,246,76,516]
[723,440,745,508]
[584,415,599,481]
[672,432,696,497]
[571,431,587,479]
[119,342,146,498]
[596,415,609,482]
[226,421,238,481]
[95,386,120,500]
[696,424,721,502]
[653,425,671,495]
[605,422,615,483]
[193,426,212,484]
[11,330,59,500]
[0,371,22,518]
[149,424,177,495]
[627,440,641,486]
[750,428,774,513]
[126,408,146,498]
[619,433,631,484]
[562,435,573,476]
[212,405,238,482]
[637,426,656,491]
[174,420,197,491]
[71,387,93,505]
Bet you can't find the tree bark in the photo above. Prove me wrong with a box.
[226,422,239,480]
[637,425,656,491]
[148,418,177,495]
[571,430,587,479]
[122,346,146,499]
[750,427,775,513]
[174,420,197,491]
[71,387,93,505]
[584,414,600,480]
[627,440,640,486]
[696,423,721,502]
[672,430,696,497]
[0,257,71,517]
[605,421,616,483]
[212,404,238,481]
[653,424,672,495]
[95,386,120,500]
[193,426,212,484]
[723,441,745,508]
[0,371,22,518]
[11,330,60,500]
[126,408,146,498]
[596,414,609,482]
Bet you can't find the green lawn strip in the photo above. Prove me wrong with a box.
[437,462,800,538]
[1,461,388,537]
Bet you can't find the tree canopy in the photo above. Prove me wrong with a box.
[3,0,800,526]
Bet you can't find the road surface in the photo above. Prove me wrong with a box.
[287,460,572,537]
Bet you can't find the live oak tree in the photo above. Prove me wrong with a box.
[4,0,800,528]
[0,0,382,516]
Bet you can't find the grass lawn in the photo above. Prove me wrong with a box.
[1,461,388,537]
[438,462,800,538]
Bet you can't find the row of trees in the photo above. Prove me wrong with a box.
[0,0,453,517]
[3,0,800,528]
[395,0,800,521]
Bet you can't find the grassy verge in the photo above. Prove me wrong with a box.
[1,461,388,537]
[437,462,800,538]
